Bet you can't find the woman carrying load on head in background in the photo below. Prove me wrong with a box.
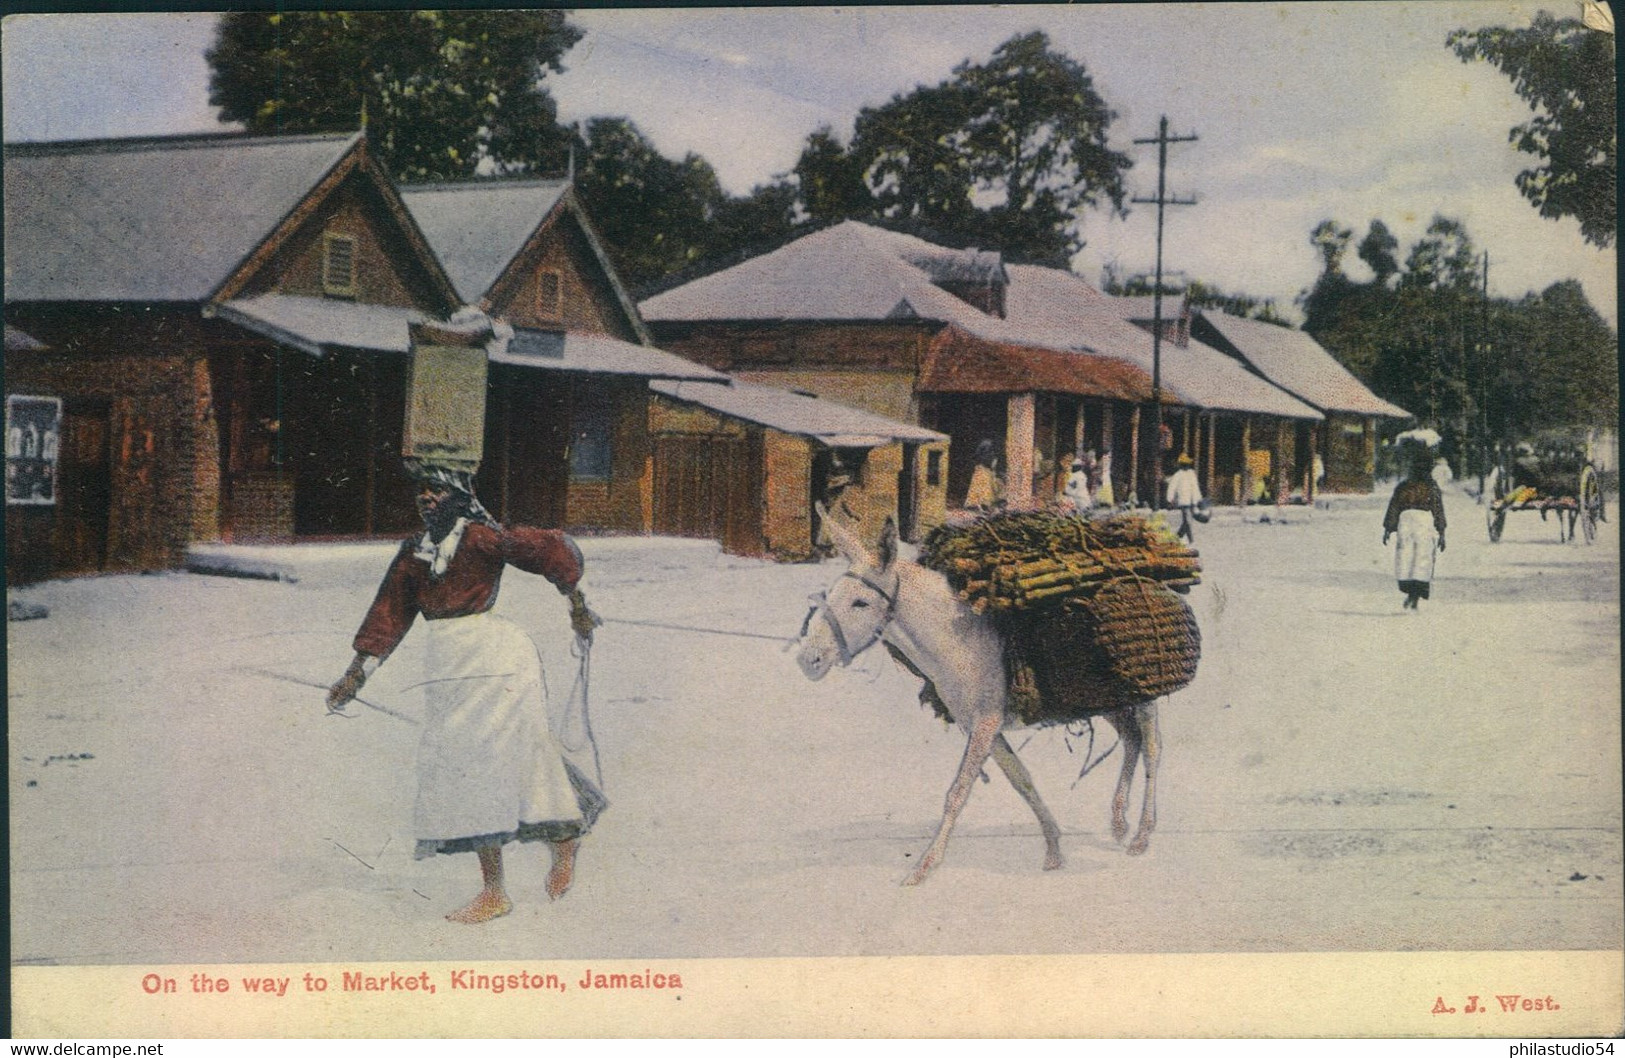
[1383,430,1447,611]
[326,460,606,924]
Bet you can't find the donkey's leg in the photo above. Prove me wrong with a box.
[991,733,1063,871]
[904,709,1002,886]
[1103,709,1144,844]
[1126,701,1162,856]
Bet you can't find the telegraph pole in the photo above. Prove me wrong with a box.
[1132,115,1198,509]
[1477,250,1490,497]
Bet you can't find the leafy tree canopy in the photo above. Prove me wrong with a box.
[1301,214,1616,451]
[1449,11,1617,247]
[810,31,1133,267]
[207,10,583,181]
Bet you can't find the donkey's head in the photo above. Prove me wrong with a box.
[795,504,901,681]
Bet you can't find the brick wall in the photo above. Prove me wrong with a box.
[5,308,209,576]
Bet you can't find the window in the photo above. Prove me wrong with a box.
[536,270,563,320]
[569,390,613,481]
[926,448,943,486]
[322,232,357,297]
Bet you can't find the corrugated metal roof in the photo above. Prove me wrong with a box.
[210,294,424,355]
[1195,310,1411,418]
[652,377,945,447]
[497,329,728,382]
[4,132,361,303]
[398,179,570,303]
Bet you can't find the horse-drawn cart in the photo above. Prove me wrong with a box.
[1486,444,1606,544]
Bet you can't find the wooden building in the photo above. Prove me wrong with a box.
[4,131,463,580]
[3,132,728,585]
[1190,309,1411,495]
[649,378,947,558]
[643,221,1320,512]
[400,178,725,533]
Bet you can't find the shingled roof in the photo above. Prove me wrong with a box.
[1193,309,1411,418]
[4,132,366,303]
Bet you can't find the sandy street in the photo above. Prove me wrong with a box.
[7,484,1620,967]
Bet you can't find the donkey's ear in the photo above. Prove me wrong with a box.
[820,501,867,563]
[877,516,898,571]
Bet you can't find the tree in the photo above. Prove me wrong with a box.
[1356,220,1400,286]
[1449,11,1617,247]
[1309,219,1354,274]
[570,117,727,293]
[836,31,1132,265]
[207,10,582,181]
[793,126,875,226]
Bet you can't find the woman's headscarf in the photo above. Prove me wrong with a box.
[404,459,500,577]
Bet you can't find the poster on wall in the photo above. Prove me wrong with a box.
[5,394,61,506]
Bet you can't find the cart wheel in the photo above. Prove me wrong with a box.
[1487,503,1506,542]
[1579,464,1601,544]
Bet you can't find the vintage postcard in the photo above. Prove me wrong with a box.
[5,4,1620,1039]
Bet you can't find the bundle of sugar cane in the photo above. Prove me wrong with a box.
[920,509,1201,614]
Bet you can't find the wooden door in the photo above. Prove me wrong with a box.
[652,434,763,555]
[52,399,112,574]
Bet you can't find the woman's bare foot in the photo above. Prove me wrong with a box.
[546,838,578,901]
[446,887,512,924]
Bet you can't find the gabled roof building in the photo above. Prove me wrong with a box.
[4,131,463,578]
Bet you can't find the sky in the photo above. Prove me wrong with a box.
[1,4,1616,325]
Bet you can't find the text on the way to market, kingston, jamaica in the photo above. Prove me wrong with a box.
[139,966,686,998]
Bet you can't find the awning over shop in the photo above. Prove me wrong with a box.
[495,329,728,382]
[918,326,1156,402]
[208,300,729,384]
[652,377,946,449]
[208,294,424,356]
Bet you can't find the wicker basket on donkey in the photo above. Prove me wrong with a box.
[917,510,1202,725]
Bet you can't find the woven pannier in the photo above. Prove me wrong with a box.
[1083,576,1201,700]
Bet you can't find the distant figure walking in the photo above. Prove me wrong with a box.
[1164,453,1202,541]
[1384,438,1447,611]
[964,439,1002,510]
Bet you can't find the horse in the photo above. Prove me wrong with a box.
[794,504,1163,886]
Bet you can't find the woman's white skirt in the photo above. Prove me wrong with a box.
[413,612,590,855]
[1393,508,1439,585]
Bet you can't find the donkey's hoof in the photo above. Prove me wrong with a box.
[1043,853,1064,871]
[1126,836,1150,856]
[1112,820,1129,843]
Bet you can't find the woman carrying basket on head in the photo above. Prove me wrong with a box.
[327,461,606,924]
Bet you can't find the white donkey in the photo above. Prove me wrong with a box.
[795,505,1162,886]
